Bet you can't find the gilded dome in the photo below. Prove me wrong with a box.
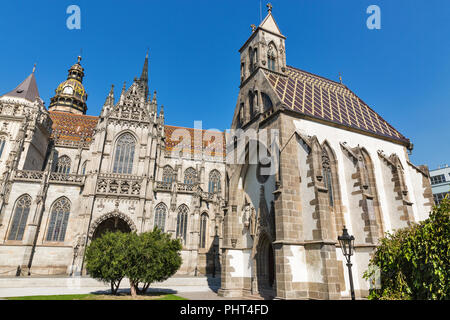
[49,56,88,115]
[55,78,87,102]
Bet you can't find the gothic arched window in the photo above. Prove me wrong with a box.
[249,91,255,117]
[154,203,167,232]
[55,156,71,174]
[267,43,277,71]
[81,161,87,175]
[163,166,174,184]
[176,205,189,243]
[199,213,208,249]
[0,137,6,158]
[46,197,71,242]
[208,170,221,193]
[250,48,258,73]
[184,168,197,185]
[8,195,32,241]
[322,150,334,207]
[261,93,273,112]
[113,133,136,174]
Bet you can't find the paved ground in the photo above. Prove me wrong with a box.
[0,276,235,300]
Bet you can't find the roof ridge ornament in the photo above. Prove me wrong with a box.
[267,2,272,13]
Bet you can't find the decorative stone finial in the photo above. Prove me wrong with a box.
[267,3,272,13]
[77,55,82,64]
[339,72,343,84]
[32,63,36,73]
[251,24,256,32]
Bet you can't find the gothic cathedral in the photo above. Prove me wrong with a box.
[0,7,433,299]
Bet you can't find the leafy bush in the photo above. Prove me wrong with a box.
[85,228,182,296]
[85,231,129,294]
[364,197,450,300]
[124,229,182,296]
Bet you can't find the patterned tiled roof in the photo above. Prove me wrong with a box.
[49,111,98,144]
[48,113,226,156]
[264,66,409,144]
[164,125,226,158]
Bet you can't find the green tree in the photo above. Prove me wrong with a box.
[84,231,129,294]
[124,228,182,297]
[364,197,450,300]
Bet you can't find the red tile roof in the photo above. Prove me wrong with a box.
[49,111,98,144]
[48,112,226,156]
[264,66,410,144]
[164,125,226,158]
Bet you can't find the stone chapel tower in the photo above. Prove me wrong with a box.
[219,4,433,300]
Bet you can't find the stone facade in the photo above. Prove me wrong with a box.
[0,6,433,300]
[218,8,433,300]
[0,55,225,277]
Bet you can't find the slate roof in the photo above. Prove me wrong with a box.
[263,66,409,144]
[1,72,40,102]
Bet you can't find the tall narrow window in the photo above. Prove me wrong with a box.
[46,197,71,242]
[55,156,71,174]
[162,166,174,184]
[8,195,32,241]
[184,168,197,185]
[261,93,273,112]
[176,205,189,243]
[0,138,6,158]
[249,91,255,117]
[154,203,167,232]
[208,170,221,193]
[81,161,87,175]
[322,150,334,207]
[267,44,277,71]
[113,133,136,174]
[199,213,208,249]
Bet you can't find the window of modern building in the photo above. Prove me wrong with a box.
[433,192,449,205]
[113,133,136,174]
[431,174,446,185]
[154,203,167,232]
[8,195,32,241]
[46,197,71,242]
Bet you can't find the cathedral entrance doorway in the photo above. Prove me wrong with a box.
[256,233,276,298]
[92,216,132,240]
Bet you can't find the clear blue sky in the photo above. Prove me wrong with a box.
[0,0,448,169]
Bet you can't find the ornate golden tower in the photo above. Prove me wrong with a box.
[49,56,88,114]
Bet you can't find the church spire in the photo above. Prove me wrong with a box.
[139,51,149,100]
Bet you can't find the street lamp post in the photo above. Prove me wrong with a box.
[338,226,356,300]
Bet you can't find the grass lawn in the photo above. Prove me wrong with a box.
[5,292,187,300]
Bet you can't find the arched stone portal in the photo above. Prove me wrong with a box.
[88,210,137,240]
[92,217,132,240]
[256,233,276,298]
